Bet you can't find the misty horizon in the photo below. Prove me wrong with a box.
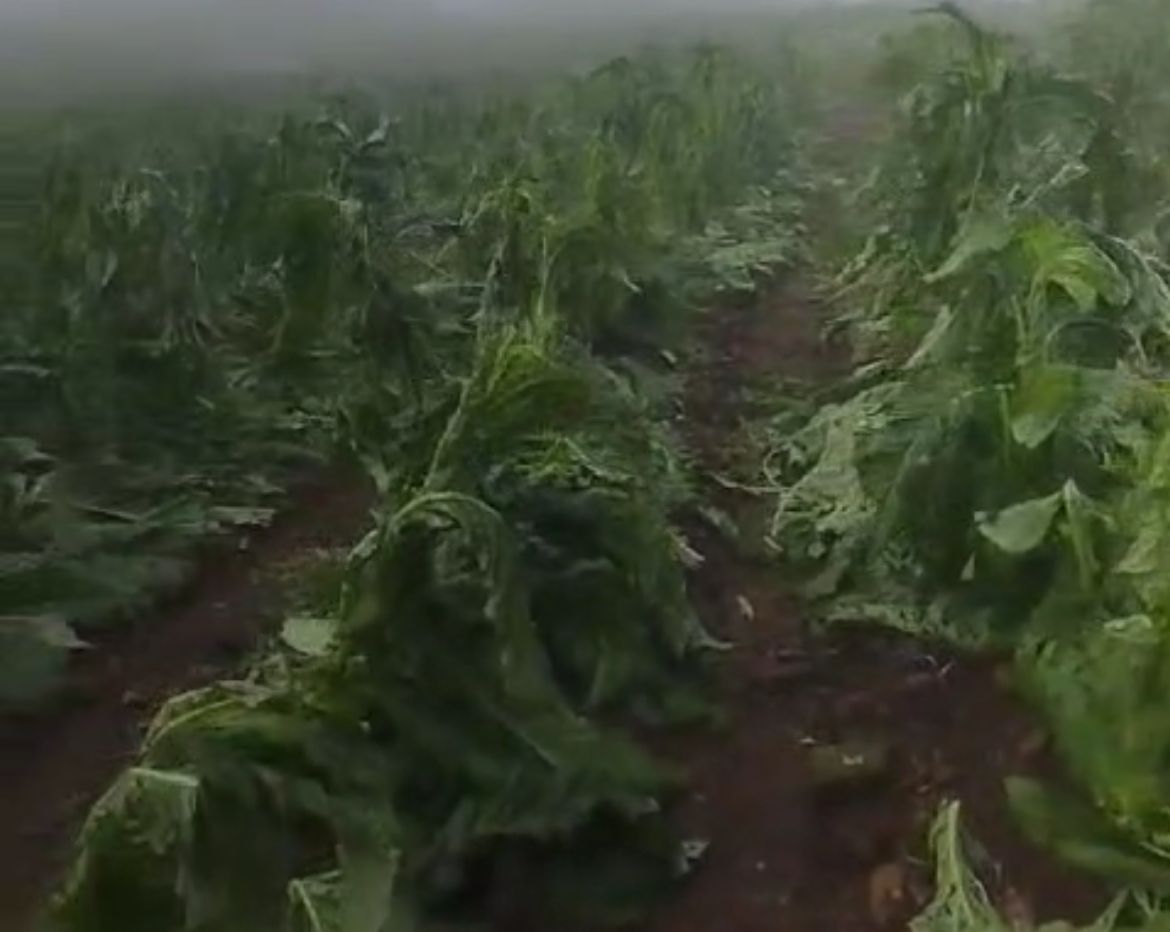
[0,0,1058,105]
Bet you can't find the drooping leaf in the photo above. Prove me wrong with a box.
[910,800,1135,932]
[288,849,405,932]
[1010,366,1080,450]
[926,209,1015,283]
[1019,219,1132,313]
[977,490,1064,555]
[281,616,337,657]
[1007,777,1170,892]
[909,801,1007,932]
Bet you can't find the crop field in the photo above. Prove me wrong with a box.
[5,1,1170,930]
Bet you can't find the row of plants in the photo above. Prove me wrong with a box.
[1,47,803,709]
[767,5,1170,928]
[37,47,805,931]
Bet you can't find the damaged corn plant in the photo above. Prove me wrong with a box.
[909,802,1169,932]
[40,44,802,932]
[56,324,704,932]
[3,46,801,708]
[767,3,1170,917]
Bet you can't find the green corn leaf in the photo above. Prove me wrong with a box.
[1007,777,1170,892]
[925,209,1015,284]
[289,850,404,932]
[1020,220,1132,313]
[1010,366,1080,450]
[910,801,1007,932]
[281,616,337,657]
[977,490,1064,555]
[912,800,1137,932]
[289,873,342,932]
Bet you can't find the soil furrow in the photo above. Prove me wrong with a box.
[642,284,1104,931]
[0,468,372,931]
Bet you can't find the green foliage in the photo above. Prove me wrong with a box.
[447,48,797,345]
[5,43,801,706]
[0,434,280,705]
[1064,0,1170,233]
[52,330,700,931]
[45,42,801,931]
[766,4,1170,906]
[1013,608,1170,888]
[1008,776,1170,894]
[909,802,1151,932]
[771,9,1170,635]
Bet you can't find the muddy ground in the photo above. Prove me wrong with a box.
[637,282,1105,932]
[0,469,372,930]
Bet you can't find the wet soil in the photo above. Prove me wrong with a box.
[0,467,372,931]
[641,282,1107,932]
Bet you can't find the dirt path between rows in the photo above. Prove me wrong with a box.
[640,282,1106,931]
[0,469,372,931]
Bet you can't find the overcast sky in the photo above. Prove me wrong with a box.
[0,0,1040,103]
[0,0,831,69]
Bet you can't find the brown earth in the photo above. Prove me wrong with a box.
[0,468,372,931]
[639,282,1107,932]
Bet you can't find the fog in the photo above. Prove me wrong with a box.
[0,0,1050,104]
